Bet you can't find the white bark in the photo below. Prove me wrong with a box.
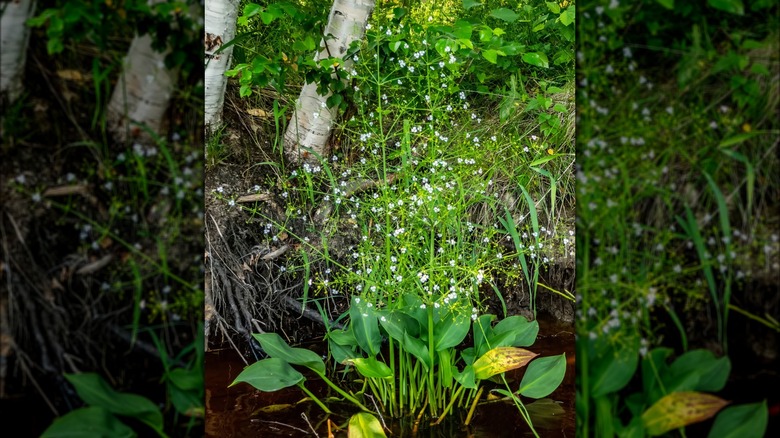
[0,0,36,107]
[106,0,186,145]
[284,0,375,164]
[106,32,178,145]
[204,0,239,135]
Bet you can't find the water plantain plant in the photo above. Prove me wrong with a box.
[577,330,768,437]
[231,296,566,435]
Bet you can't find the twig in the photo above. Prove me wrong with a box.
[366,394,389,432]
[301,412,320,437]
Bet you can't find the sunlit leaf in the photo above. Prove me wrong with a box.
[482,49,499,64]
[642,391,730,436]
[559,6,575,26]
[348,412,387,437]
[522,52,549,68]
[347,357,393,379]
[473,347,538,380]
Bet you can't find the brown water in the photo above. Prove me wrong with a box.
[205,314,574,437]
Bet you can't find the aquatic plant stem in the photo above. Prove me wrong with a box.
[316,372,371,412]
[464,386,483,425]
[297,382,332,414]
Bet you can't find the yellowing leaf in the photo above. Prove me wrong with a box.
[245,108,270,118]
[56,70,88,81]
[473,347,538,380]
[642,391,730,436]
[348,412,387,438]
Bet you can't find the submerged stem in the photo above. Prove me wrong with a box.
[297,382,332,414]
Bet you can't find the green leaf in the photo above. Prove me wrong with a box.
[482,49,499,64]
[434,309,471,351]
[546,2,560,14]
[350,298,382,356]
[242,3,263,19]
[453,20,473,39]
[168,380,203,418]
[707,401,768,438]
[490,8,519,22]
[590,336,640,397]
[553,103,567,113]
[717,132,763,148]
[453,364,477,389]
[326,93,343,108]
[403,331,432,369]
[518,354,566,398]
[167,367,202,392]
[230,357,304,391]
[347,357,393,379]
[493,315,539,347]
[41,406,136,438]
[523,52,549,68]
[559,6,575,26]
[253,332,326,374]
[64,373,162,432]
[708,0,744,15]
[463,0,482,10]
[348,412,387,437]
[655,0,674,10]
[379,310,420,341]
[642,348,673,401]
[529,155,560,167]
[670,349,731,392]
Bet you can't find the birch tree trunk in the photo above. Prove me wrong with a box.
[0,0,36,107]
[106,0,181,145]
[204,0,239,137]
[106,32,177,145]
[284,0,374,164]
